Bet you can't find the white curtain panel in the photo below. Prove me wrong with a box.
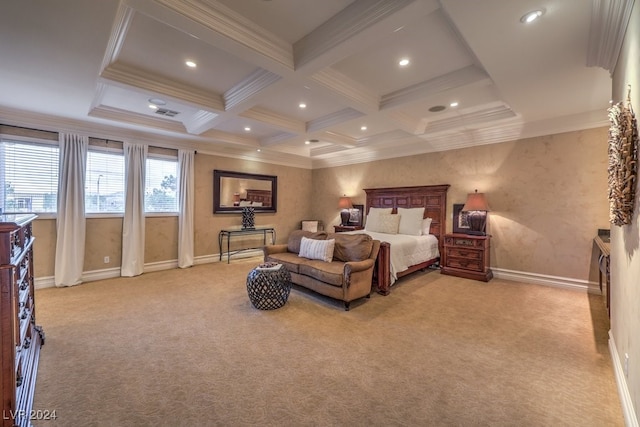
[178,149,195,268]
[55,133,88,287]
[121,142,147,277]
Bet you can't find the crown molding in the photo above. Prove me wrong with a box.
[100,62,225,112]
[380,65,491,110]
[293,0,414,68]
[310,68,380,112]
[240,106,305,134]
[144,0,293,71]
[307,108,365,133]
[587,0,635,73]
[100,3,135,74]
[224,68,282,111]
[182,110,219,135]
[424,104,517,134]
[259,131,297,147]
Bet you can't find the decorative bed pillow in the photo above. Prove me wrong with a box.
[422,217,433,235]
[298,237,335,262]
[330,233,374,262]
[365,213,400,234]
[287,230,327,254]
[365,207,393,232]
[397,207,425,236]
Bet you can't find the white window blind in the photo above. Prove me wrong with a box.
[85,149,125,213]
[0,138,59,213]
[145,157,178,212]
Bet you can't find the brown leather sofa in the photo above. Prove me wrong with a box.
[263,230,380,310]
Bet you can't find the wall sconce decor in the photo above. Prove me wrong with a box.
[338,196,353,226]
[462,190,490,235]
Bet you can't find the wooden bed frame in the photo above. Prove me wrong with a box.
[364,184,450,295]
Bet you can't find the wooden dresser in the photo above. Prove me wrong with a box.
[1,214,44,427]
[441,233,493,282]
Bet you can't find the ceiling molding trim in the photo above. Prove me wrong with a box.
[380,65,491,110]
[386,111,428,134]
[293,0,414,68]
[307,108,365,133]
[319,131,357,148]
[587,0,635,73]
[258,132,297,147]
[195,145,312,169]
[182,110,219,135]
[99,3,135,74]
[310,68,380,112]
[150,0,294,70]
[423,105,517,135]
[224,68,282,111]
[239,107,306,134]
[100,62,225,111]
[88,105,187,133]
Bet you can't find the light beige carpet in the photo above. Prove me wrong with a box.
[32,259,623,426]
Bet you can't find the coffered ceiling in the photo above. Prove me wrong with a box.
[0,0,618,168]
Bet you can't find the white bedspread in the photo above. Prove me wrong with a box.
[344,231,439,284]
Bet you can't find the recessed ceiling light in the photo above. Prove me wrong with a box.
[305,140,310,145]
[148,104,158,110]
[520,9,545,24]
[185,60,197,68]
[148,98,166,106]
[399,58,410,67]
[257,149,261,152]
[450,101,459,108]
[299,103,307,109]
[244,126,251,132]
[361,126,367,131]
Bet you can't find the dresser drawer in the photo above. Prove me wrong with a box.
[447,248,481,260]
[445,256,483,272]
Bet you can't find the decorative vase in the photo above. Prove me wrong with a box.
[241,206,255,230]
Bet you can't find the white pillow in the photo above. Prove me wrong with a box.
[365,207,393,231]
[422,217,433,235]
[366,213,400,234]
[397,207,425,236]
[298,237,335,262]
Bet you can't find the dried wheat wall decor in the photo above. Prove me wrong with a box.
[607,86,638,226]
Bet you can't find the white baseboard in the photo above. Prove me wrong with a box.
[35,250,264,289]
[492,267,601,294]
[609,332,639,427]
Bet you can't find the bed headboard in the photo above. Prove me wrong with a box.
[363,185,450,254]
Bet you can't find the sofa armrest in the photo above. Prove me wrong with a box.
[344,258,375,275]
[263,244,289,258]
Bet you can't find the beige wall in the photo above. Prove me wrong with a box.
[611,0,640,421]
[31,152,313,277]
[312,127,609,282]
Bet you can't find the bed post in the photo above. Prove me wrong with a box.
[376,242,391,295]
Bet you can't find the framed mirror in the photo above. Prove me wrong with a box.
[213,170,277,213]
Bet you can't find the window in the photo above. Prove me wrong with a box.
[0,138,59,213]
[85,149,125,213]
[145,156,178,212]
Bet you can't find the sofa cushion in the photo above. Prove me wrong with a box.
[299,237,335,262]
[298,260,345,287]
[327,233,374,262]
[287,230,328,254]
[265,252,303,274]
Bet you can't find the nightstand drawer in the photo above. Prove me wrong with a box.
[445,257,483,272]
[447,248,481,260]
[445,236,484,248]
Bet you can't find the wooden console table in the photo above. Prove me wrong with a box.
[218,227,276,263]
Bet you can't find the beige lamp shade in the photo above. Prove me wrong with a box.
[462,190,490,212]
[338,196,353,209]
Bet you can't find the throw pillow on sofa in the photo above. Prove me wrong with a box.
[287,230,328,254]
[328,233,374,262]
[298,237,335,262]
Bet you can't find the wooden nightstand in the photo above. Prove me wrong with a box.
[441,233,493,282]
[334,225,364,232]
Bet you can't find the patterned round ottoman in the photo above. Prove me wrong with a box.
[246,263,292,310]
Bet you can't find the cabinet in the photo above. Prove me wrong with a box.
[333,225,364,233]
[441,233,493,282]
[1,214,44,427]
